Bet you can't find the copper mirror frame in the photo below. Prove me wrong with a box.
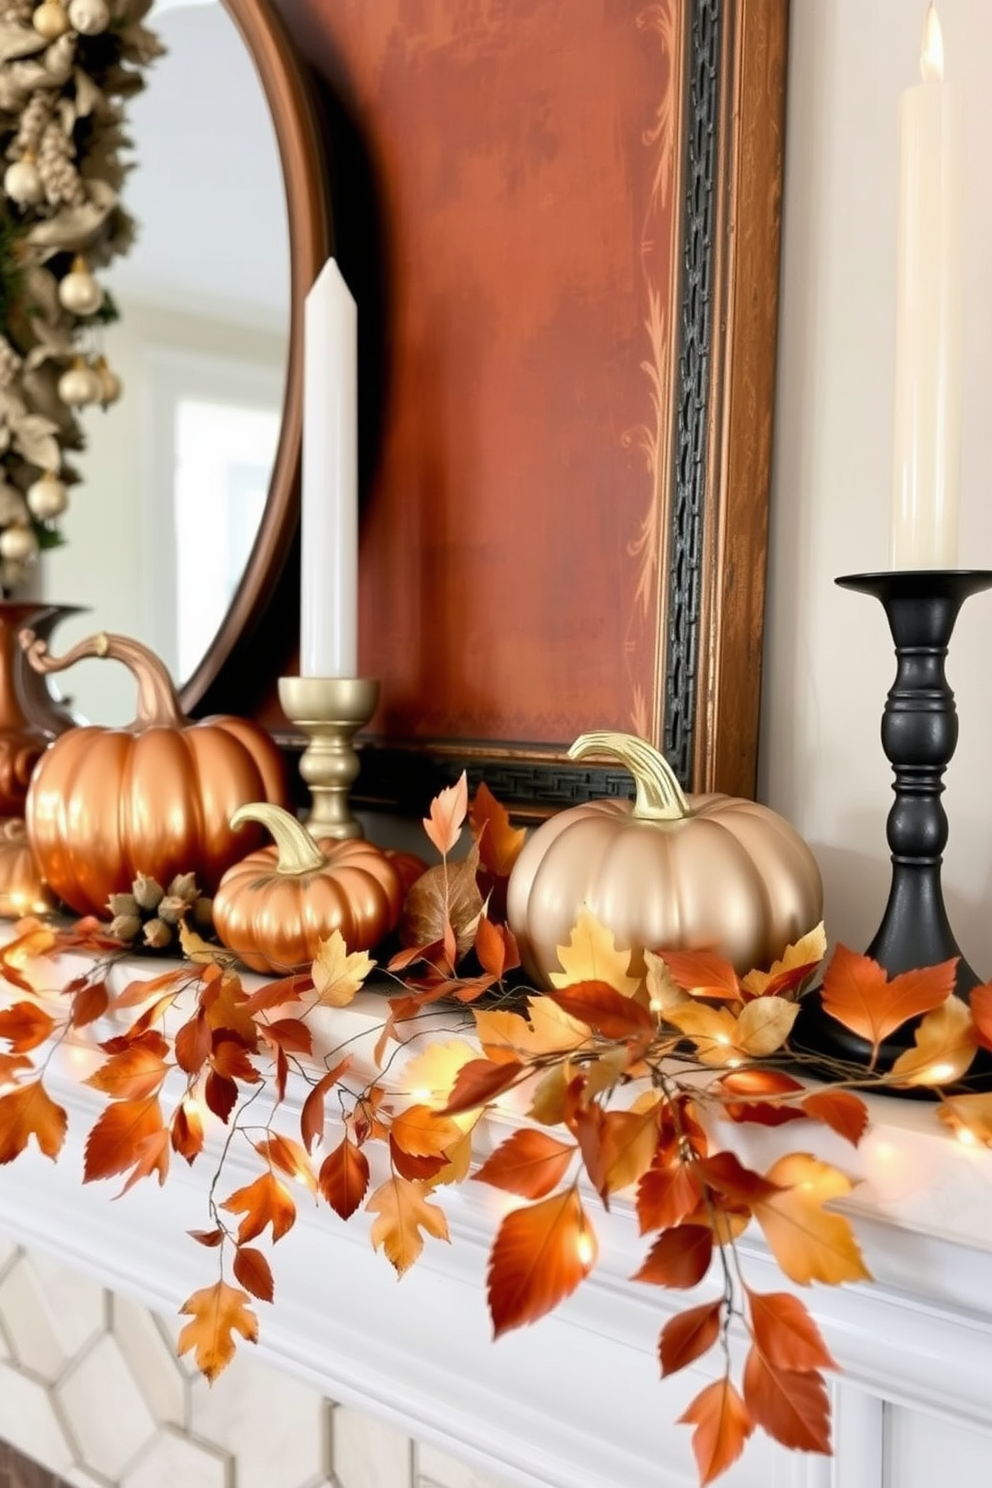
[178,0,331,718]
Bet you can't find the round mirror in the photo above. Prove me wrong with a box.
[37,0,330,725]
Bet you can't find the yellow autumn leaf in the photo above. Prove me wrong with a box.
[889,995,978,1087]
[311,931,375,1008]
[733,996,800,1057]
[367,1176,450,1275]
[751,1153,871,1286]
[401,1039,480,1104]
[474,996,590,1061]
[433,1128,475,1185]
[549,907,641,997]
[937,1091,992,1146]
[741,923,828,997]
[644,949,691,1015]
[662,1001,740,1065]
[600,1096,662,1196]
[527,1062,572,1125]
[179,921,235,968]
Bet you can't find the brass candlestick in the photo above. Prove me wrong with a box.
[278,676,378,840]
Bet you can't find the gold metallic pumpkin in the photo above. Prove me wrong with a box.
[213,803,404,974]
[20,630,290,917]
[506,732,823,988]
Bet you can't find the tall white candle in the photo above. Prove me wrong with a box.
[301,258,358,676]
[891,3,964,570]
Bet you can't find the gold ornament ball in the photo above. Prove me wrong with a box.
[27,473,68,522]
[0,485,28,527]
[58,362,101,406]
[3,158,43,206]
[32,0,69,39]
[58,265,104,317]
[0,525,39,563]
[67,0,109,33]
[94,356,122,406]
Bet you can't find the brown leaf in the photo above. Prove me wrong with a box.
[746,1289,837,1372]
[233,1246,274,1304]
[487,1188,596,1336]
[423,771,469,857]
[820,944,956,1061]
[399,846,483,963]
[300,1058,351,1154]
[800,1089,869,1146]
[0,1001,56,1053]
[742,1348,831,1454]
[367,1176,450,1275]
[177,1282,258,1383]
[678,1377,753,1486]
[0,1080,67,1163]
[659,1299,723,1377]
[318,1135,370,1219]
[632,1224,713,1289]
[470,780,527,877]
[545,980,655,1039]
[474,1129,576,1200]
[83,1097,163,1183]
[220,1171,296,1244]
[439,1058,525,1116]
[204,1070,238,1124]
[188,1228,224,1248]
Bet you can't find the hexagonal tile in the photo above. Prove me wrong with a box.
[0,1359,75,1477]
[191,1350,330,1488]
[0,1250,105,1381]
[111,1293,187,1429]
[331,1404,413,1488]
[120,1426,232,1488]
[57,1333,158,1480]
[417,1440,514,1488]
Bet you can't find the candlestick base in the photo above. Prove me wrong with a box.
[278,676,378,841]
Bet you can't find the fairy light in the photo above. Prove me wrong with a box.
[926,1062,955,1082]
[576,1227,596,1267]
[182,1095,203,1122]
[955,1124,978,1147]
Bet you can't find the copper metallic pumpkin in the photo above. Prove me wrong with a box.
[0,818,56,918]
[506,732,823,988]
[213,803,404,974]
[20,630,290,917]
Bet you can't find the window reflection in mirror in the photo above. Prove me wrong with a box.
[39,0,290,726]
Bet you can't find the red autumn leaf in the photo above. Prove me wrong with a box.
[177,1281,258,1383]
[112,967,188,1010]
[85,1045,170,1102]
[204,1070,238,1124]
[70,978,109,1029]
[423,771,468,857]
[270,1044,289,1105]
[679,1377,753,1486]
[0,1001,56,1052]
[718,1068,808,1127]
[969,982,992,1053]
[318,1135,370,1219]
[175,1010,212,1075]
[474,1129,577,1200]
[487,1188,596,1337]
[210,1037,261,1085]
[220,1171,296,1244]
[300,1058,351,1154]
[820,944,956,1059]
[696,1151,783,1207]
[439,1057,525,1115]
[801,1089,870,1146]
[636,1162,702,1235]
[632,1224,713,1289]
[545,980,655,1038]
[261,1018,313,1056]
[233,1246,274,1304]
[83,1096,164,1182]
[0,1080,67,1163]
[742,1348,831,1454]
[746,1289,837,1372]
[254,1134,316,1193]
[658,1299,723,1377]
[571,1100,608,1200]
[243,973,312,1015]
[389,1135,448,1182]
[188,1227,224,1247]
[657,950,742,1001]
[170,1100,204,1164]
[100,1028,169,1058]
[470,780,527,877]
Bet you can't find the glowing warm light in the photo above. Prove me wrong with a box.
[926,1063,955,1082]
[955,1125,978,1147]
[182,1096,203,1121]
[411,1087,434,1104]
[576,1229,595,1267]
[727,1057,743,1069]
[715,1033,732,1046]
[920,2,944,82]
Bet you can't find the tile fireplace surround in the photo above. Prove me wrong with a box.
[0,948,991,1488]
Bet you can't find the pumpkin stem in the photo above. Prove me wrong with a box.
[19,629,186,730]
[230,802,328,875]
[567,731,691,821]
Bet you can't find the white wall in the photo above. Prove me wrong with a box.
[762,0,992,971]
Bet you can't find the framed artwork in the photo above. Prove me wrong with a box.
[273,0,789,816]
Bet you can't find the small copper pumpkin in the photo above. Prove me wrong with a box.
[506,731,823,988]
[0,818,56,919]
[213,803,404,974]
[20,630,290,917]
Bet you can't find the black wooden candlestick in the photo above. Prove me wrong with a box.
[795,570,992,1070]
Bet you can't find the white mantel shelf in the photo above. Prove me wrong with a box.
[1,949,991,1488]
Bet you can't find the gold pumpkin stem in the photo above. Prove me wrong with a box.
[567,731,691,822]
[19,629,187,730]
[230,802,327,876]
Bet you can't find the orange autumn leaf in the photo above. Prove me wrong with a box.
[632,1224,713,1289]
[319,1135,370,1219]
[367,1176,450,1275]
[718,1068,808,1128]
[177,1281,258,1383]
[545,980,655,1039]
[300,1058,351,1154]
[474,999,590,1062]
[746,1289,837,1372]
[820,945,956,1060]
[439,1058,525,1116]
[390,1103,462,1158]
[937,1090,992,1146]
[596,1102,663,1198]
[678,1377,753,1487]
[474,916,519,982]
[0,1001,56,1052]
[636,1162,702,1235]
[740,923,828,999]
[69,978,109,1029]
[970,981,992,1053]
[470,780,527,877]
[487,1187,596,1337]
[170,1100,204,1164]
[800,1089,869,1146]
[0,1080,67,1163]
[203,973,258,1048]
[889,995,978,1087]
[657,949,742,1002]
[260,1017,312,1056]
[174,1009,212,1076]
[658,1299,723,1378]
[423,771,468,857]
[254,1133,317,1194]
[742,1348,831,1454]
[117,1129,170,1195]
[220,1171,296,1244]
[0,1052,32,1086]
[474,1129,576,1200]
[751,1153,871,1286]
[83,1096,164,1183]
[85,1045,170,1102]
[233,1246,274,1304]
[209,1037,261,1085]
[204,1069,238,1124]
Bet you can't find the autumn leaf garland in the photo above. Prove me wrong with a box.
[0,779,991,1486]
